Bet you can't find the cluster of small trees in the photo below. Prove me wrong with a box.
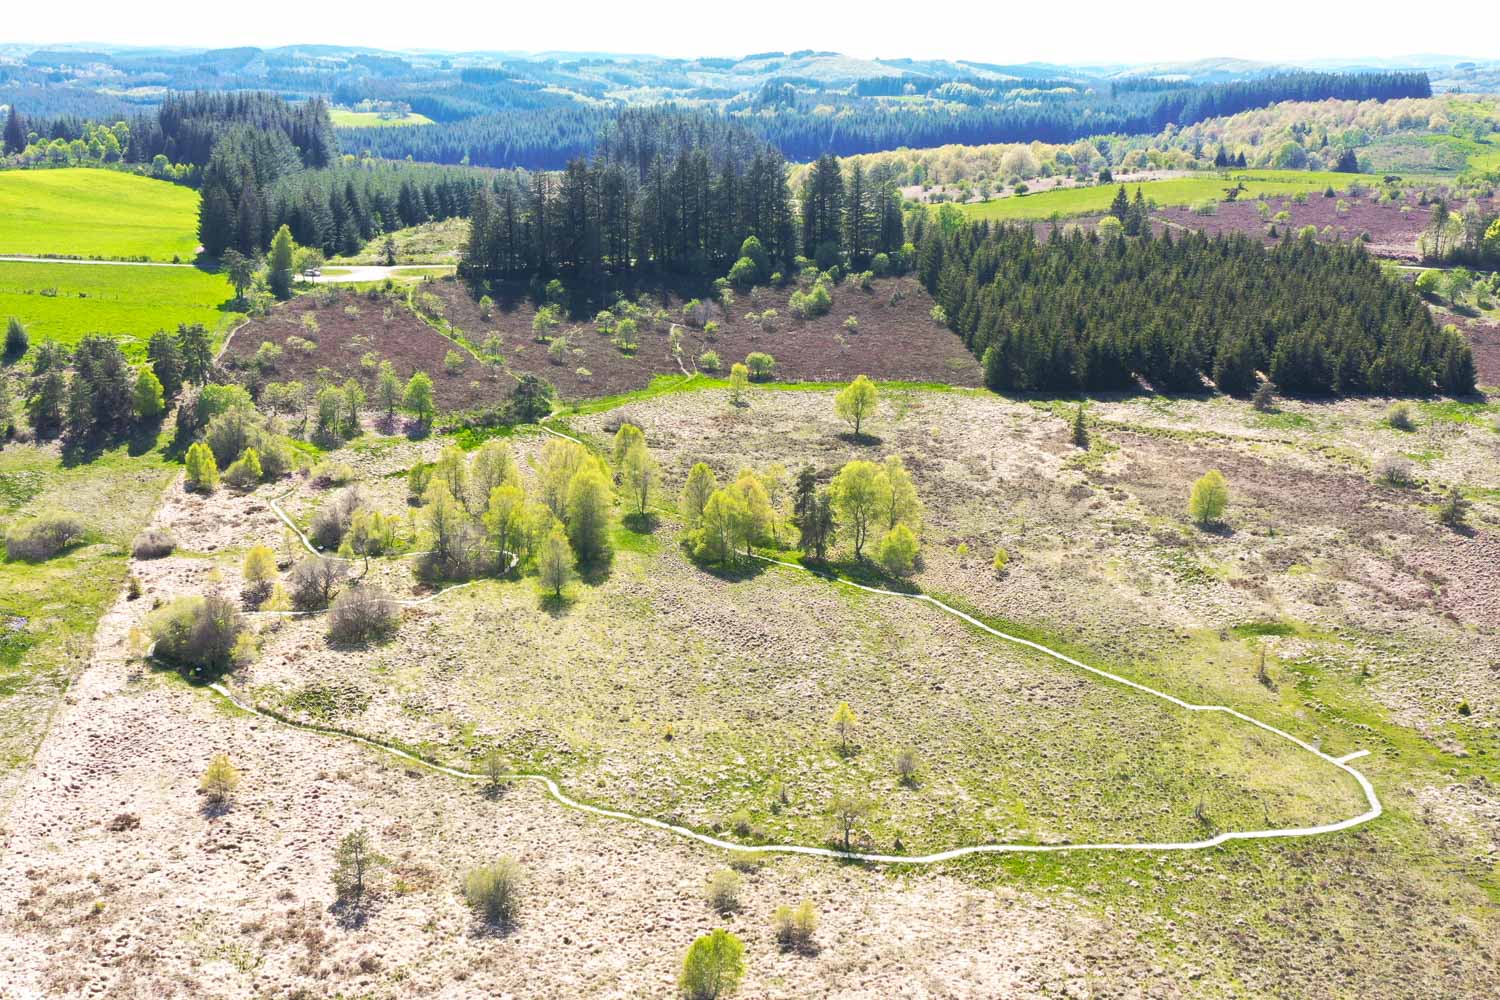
[679,450,922,576]
[402,436,613,593]
[5,325,184,443]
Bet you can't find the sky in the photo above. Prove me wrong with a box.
[9,0,1493,66]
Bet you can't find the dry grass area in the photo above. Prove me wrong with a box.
[3,384,1499,998]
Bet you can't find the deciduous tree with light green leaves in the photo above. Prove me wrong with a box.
[1189,469,1229,526]
[185,441,219,492]
[831,700,858,752]
[565,464,614,566]
[402,371,435,424]
[679,929,745,1000]
[728,362,749,406]
[834,374,878,438]
[680,462,718,527]
[537,525,575,597]
[830,460,889,559]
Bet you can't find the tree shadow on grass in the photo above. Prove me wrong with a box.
[835,430,884,448]
[537,591,576,618]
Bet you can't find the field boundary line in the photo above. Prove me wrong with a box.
[214,435,1386,863]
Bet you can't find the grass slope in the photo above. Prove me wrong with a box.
[0,261,241,359]
[0,169,201,261]
[959,170,1362,223]
[330,109,435,127]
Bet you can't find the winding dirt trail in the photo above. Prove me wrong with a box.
[231,439,1383,863]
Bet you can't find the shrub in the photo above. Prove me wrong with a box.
[1374,454,1414,486]
[745,352,775,380]
[532,304,563,341]
[1438,487,1470,529]
[895,747,919,786]
[788,282,832,319]
[1251,381,1276,412]
[223,447,263,489]
[328,584,399,644]
[309,487,364,549]
[463,858,524,929]
[131,528,175,560]
[772,900,818,951]
[930,304,948,325]
[241,545,278,607]
[679,929,745,1000]
[4,316,28,359]
[148,593,244,673]
[184,442,219,492]
[876,523,919,575]
[288,555,348,611]
[705,868,741,914]
[842,315,859,333]
[698,350,722,372]
[992,546,1009,574]
[1386,402,1415,431]
[310,460,356,487]
[444,349,465,374]
[5,513,86,561]
[200,753,240,805]
[547,335,570,364]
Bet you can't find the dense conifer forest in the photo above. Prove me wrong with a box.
[917,221,1476,396]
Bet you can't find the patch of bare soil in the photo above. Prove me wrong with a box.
[429,276,982,402]
[221,289,511,414]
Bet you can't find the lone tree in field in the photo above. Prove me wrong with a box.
[241,545,278,607]
[1438,486,1470,529]
[199,753,240,806]
[835,375,879,438]
[727,363,750,406]
[829,793,868,851]
[1071,404,1088,448]
[537,526,575,597]
[679,929,745,1000]
[333,828,386,910]
[1189,469,1229,526]
[620,439,660,518]
[5,317,29,360]
[831,700,858,752]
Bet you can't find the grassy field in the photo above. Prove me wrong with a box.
[0,169,201,261]
[0,435,177,803]
[330,109,435,127]
[0,261,241,358]
[328,216,468,264]
[958,170,1364,222]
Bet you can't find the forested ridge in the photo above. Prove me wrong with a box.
[336,71,1431,169]
[918,222,1475,397]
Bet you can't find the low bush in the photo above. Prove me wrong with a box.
[5,513,86,561]
[705,868,741,914]
[148,593,244,673]
[463,858,524,929]
[288,555,349,611]
[1385,402,1415,431]
[308,486,365,550]
[772,900,818,951]
[131,528,176,560]
[327,584,399,644]
[1374,453,1414,486]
